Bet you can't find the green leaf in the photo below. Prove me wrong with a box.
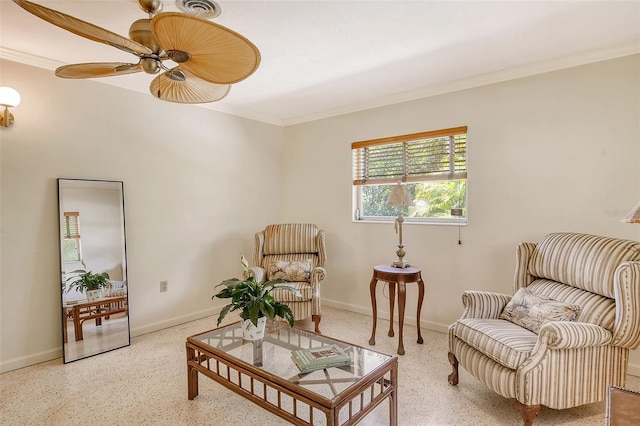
[261,298,275,319]
[216,304,233,326]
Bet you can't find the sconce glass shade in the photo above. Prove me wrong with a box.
[387,182,415,207]
[622,200,640,223]
[0,87,21,107]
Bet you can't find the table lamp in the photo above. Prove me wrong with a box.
[387,182,414,268]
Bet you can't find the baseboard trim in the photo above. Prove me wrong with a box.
[0,307,221,373]
[323,298,450,333]
[130,307,219,338]
[4,301,639,377]
[0,347,62,374]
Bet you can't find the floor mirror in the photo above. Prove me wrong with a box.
[57,178,130,363]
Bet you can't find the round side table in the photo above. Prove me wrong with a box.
[368,264,424,355]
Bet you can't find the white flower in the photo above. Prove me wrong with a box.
[241,254,250,275]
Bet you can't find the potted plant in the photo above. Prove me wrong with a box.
[66,266,110,301]
[213,255,302,340]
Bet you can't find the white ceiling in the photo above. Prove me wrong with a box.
[1,0,639,126]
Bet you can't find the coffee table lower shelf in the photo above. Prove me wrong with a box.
[186,327,397,426]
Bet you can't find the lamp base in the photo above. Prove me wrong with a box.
[0,110,14,127]
[391,260,410,268]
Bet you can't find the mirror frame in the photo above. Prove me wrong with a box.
[57,178,130,363]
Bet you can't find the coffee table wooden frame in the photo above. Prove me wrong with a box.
[186,323,398,425]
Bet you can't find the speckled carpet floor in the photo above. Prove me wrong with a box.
[1,306,638,425]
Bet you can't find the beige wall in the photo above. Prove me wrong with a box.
[282,54,640,372]
[0,60,284,371]
[1,54,639,373]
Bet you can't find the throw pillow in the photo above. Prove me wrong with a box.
[267,259,312,282]
[499,287,581,334]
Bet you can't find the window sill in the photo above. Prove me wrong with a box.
[353,218,468,226]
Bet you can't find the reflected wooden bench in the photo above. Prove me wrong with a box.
[63,296,127,342]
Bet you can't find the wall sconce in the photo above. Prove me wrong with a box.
[621,200,640,223]
[0,87,21,128]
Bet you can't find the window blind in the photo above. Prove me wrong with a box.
[63,212,80,239]
[352,126,467,185]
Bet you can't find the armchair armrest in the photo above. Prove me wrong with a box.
[519,321,614,407]
[612,261,640,349]
[311,266,326,285]
[536,322,612,350]
[460,290,512,320]
[247,266,266,283]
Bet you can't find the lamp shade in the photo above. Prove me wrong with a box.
[622,200,640,223]
[387,182,414,207]
[0,87,21,107]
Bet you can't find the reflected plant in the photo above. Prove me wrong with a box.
[65,263,110,293]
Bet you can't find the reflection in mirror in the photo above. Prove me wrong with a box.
[58,179,130,363]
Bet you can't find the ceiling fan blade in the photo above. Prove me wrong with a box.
[56,63,143,79]
[12,0,152,56]
[150,68,231,104]
[151,12,260,85]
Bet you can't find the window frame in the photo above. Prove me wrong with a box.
[352,126,468,225]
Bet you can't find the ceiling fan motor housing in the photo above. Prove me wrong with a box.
[129,19,163,55]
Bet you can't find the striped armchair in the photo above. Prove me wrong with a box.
[447,232,640,425]
[249,224,327,333]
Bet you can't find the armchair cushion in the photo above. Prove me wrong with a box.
[271,282,313,301]
[267,259,312,282]
[527,232,640,298]
[455,319,537,370]
[527,279,616,330]
[499,287,581,333]
[263,224,318,255]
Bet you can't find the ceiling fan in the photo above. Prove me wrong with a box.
[12,0,261,104]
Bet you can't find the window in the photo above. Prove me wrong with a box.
[352,126,467,224]
[63,212,82,261]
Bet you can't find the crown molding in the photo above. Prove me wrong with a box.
[0,46,64,70]
[199,102,284,127]
[281,42,640,126]
[0,46,285,126]
[3,43,638,128]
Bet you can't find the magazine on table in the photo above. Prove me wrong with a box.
[291,344,351,373]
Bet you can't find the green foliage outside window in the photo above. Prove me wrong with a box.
[64,239,81,261]
[360,180,466,220]
[63,212,82,261]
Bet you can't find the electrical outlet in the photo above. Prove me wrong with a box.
[160,280,168,292]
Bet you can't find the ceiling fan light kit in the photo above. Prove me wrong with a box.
[12,0,260,104]
[139,0,163,15]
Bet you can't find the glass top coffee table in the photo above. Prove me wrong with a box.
[186,321,398,425]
